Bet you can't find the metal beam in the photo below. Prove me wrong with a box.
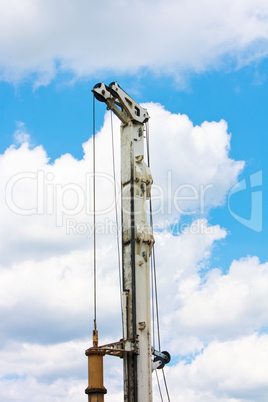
[91,82,153,402]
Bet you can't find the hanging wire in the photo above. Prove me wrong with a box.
[152,241,161,351]
[155,370,164,402]
[147,122,155,350]
[110,111,123,332]
[146,121,161,351]
[146,121,171,401]
[93,94,97,331]
[151,252,156,349]
[162,368,171,402]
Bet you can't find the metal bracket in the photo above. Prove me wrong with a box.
[152,348,171,370]
[92,82,150,124]
[86,338,139,359]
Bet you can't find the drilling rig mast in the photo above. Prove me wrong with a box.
[85,82,170,402]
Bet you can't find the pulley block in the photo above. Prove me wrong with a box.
[153,350,171,369]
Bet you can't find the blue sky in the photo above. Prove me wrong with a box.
[0,1,268,401]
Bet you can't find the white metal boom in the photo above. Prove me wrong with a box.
[86,82,170,402]
[93,82,153,401]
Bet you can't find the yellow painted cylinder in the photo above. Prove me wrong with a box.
[85,350,107,402]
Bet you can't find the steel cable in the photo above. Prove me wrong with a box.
[110,111,123,333]
[146,121,161,351]
[162,368,171,402]
[93,95,97,331]
[155,370,164,402]
[146,121,171,401]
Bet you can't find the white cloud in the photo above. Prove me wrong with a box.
[165,334,268,402]
[0,217,267,400]
[2,248,268,401]
[0,247,123,345]
[153,220,226,307]
[147,103,244,223]
[0,106,243,265]
[0,377,85,402]
[0,107,267,401]
[0,376,123,402]
[0,0,268,85]
[172,256,268,340]
[13,121,30,145]
[0,219,224,346]
[0,219,227,401]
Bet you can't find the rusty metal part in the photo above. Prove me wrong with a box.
[86,338,138,359]
[85,330,107,401]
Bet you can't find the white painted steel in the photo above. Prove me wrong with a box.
[92,82,153,401]
[121,121,153,402]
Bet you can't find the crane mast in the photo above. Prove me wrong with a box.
[85,82,169,402]
[119,92,153,402]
